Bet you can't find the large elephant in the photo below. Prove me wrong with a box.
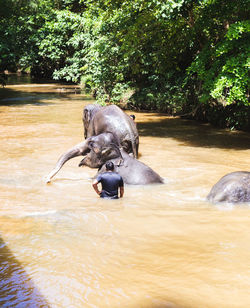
[82,104,139,158]
[46,132,163,185]
[207,171,250,203]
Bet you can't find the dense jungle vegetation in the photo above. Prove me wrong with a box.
[0,0,249,130]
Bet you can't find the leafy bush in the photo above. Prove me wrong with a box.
[1,0,249,130]
[187,20,250,106]
[29,10,87,81]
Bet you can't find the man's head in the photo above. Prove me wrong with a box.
[106,161,114,171]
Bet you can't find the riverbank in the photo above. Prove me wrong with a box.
[1,73,249,132]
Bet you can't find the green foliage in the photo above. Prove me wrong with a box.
[0,0,55,71]
[1,0,249,130]
[187,19,250,106]
[33,10,86,82]
[82,0,196,108]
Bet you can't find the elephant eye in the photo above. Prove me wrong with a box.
[89,141,94,148]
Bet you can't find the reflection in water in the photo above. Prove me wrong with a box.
[0,77,250,308]
[0,235,50,307]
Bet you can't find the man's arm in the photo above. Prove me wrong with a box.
[120,186,124,198]
[92,179,101,196]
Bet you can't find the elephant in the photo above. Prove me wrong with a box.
[46,132,163,185]
[79,133,163,185]
[82,104,139,158]
[206,171,250,203]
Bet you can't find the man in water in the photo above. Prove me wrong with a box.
[92,161,124,199]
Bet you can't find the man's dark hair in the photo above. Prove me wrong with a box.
[106,161,114,171]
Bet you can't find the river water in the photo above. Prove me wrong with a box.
[0,76,250,308]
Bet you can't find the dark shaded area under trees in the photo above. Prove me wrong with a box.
[0,0,249,130]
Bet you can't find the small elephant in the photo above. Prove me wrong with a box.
[46,132,163,185]
[83,104,139,158]
[79,133,163,185]
[207,171,250,203]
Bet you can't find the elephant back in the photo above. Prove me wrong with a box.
[207,171,250,203]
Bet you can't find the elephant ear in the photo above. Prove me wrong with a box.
[83,104,100,138]
[84,108,91,124]
[101,144,123,161]
[84,104,101,123]
[120,139,131,154]
[83,110,89,139]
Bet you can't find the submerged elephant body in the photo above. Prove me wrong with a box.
[83,104,139,158]
[97,151,164,185]
[207,171,250,203]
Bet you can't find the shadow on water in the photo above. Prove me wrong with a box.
[0,91,54,107]
[138,115,250,150]
[0,235,50,307]
[0,86,93,107]
[0,73,93,106]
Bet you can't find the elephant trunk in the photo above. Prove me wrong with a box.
[46,141,89,183]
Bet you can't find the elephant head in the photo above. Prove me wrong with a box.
[46,132,120,183]
[79,133,122,168]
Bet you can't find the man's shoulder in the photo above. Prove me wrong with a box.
[97,171,106,176]
[96,172,107,181]
[98,172,114,179]
[112,172,123,184]
[98,171,123,180]
[111,172,122,178]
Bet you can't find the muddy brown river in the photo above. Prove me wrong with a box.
[0,76,250,308]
